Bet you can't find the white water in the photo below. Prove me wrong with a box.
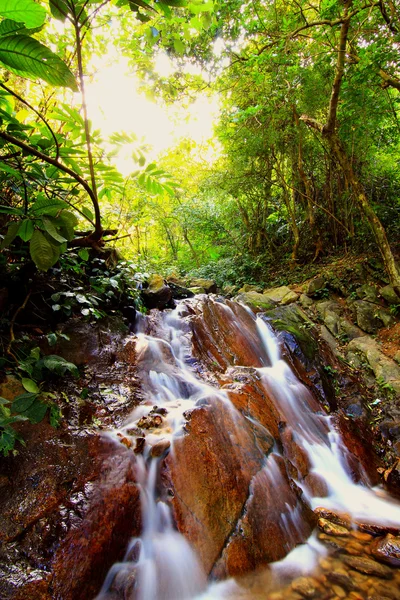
[97,298,400,599]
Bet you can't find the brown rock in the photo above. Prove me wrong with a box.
[318,518,349,536]
[291,576,318,598]
[343,556,393,579]
[151,438,171,457]
[327,571,355,591]
[371,534,400,567]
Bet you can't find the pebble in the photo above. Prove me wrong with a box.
[291,576,317,598]
[150,438,171,458]
[134,437,146,454]
[318,518,349,536]
[371,534,400,566]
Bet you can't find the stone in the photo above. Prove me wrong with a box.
[353,300,395,334]
[291,577,317,598]
[356,284,380,303]
[238,284,262,293]
[371,534,400,566]
[317,518,349,536]
[299,294,313,308]
[342,556,393,579]
[189,278,217,293]
[263,286,299,305]
[188,286,206,294]
[347,336,400,393]
[234,291,275,312]
[150,438,171,458]
[142,274,173,309]
[326,571,355,591]
[394,351,400,365]
[305,277,326,296]
[380,285,400,306]
[168,281,194,300]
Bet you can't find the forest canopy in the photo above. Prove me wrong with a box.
[0,0,398,290]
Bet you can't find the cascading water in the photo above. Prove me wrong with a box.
[97,296,400,600]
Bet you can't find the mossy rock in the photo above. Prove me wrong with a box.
[234,291,275,312]
[264,304,317,360]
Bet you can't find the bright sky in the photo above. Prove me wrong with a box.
[82,53,220,175]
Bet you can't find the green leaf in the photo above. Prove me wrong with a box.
[24,398,47,423]
[0,35,78,90]
[17,218,33,241]
[0,18,26,36]
[78,248,89,261]
[30,196,67,216]
[0,0,46,28]
[21,377,39,393]
[29,229,59,271]
[42,217,67,243]
[58,209,77,241]
[173,38,185,54]
[11,391,37,412]
[159,0,186,5]
[41,354,78,377]
[81,206,94,222]
[49,0,70,21]
[1,220,19,249]
[129,0,157,12]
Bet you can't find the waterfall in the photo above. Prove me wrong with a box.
[96,297,400,599]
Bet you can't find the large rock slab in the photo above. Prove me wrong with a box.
[234,291,275,312]
[189,278,217,293]
[142,274,173,309]
[347,336,400,393]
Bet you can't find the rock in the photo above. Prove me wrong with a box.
[222,284,238,297]
[371,534,400,566]
[380,285,400,305]
[168,281,194,300]
[353,300,395,334]
[263,286,299,305]
[356,284,380,303]
[151,438,171,457]
[238,284,262,293]
[134,437,146,454]
[188,286,206,294]
[299,294,313,308]
[189,278,217,293]
[291,576,317,598]
[305,277,326,296]
[394,351,400,365]
[347,336,400,393]
[142,274,173,309]
[166,275,189,288]
[326,571,355,591]
[234,291,275,312]
[317,518,349,536]
[342,556,393,579]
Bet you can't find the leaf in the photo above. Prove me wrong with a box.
[49,0,70,21]
[41,355,78,377]
[129,0,157,12]
[17,218,33,241]
[11,391,37,412]
[29,229,59,271]
[21,377,39,393]
[58,209,77,241]
[0,18,26,36]
[46,332,57,346]
[78,248,89,261]
[1,220,19,249]
[173,38,185,54]
[81,206,94,221]
[0,35,78,90]
[0,0,46,28]
[30,196,67,216]
[24,398,47,423]
[42,217,67,243]
[159,0,186,5]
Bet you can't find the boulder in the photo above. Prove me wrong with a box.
[238,284,263,293]
[353,300,395,334]
[189,278,217,293]
[234,291,275,312]
[356,284,380,303]
[263,286,299,305]
[305,277,326,296]
[380,285,400,306]
[142,274,173,309]
[299,294,314,308]
[347,336,400,393]
[188,286,206,294]
[371,534,400,566]
[168,281,194,300]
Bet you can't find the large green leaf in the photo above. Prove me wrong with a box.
[42,216,67,243]
[17,218,34,241]
[0,18,26,36]
[11,391,37,412]
[0,220,19,249]
[49,0,69,21]
[0,0,46,28]
[0,35,78,90]
[30,196,67,216]
[29,229,59,270]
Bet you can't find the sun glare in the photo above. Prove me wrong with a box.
[82,54,220,176]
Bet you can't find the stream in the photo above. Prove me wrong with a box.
[96,296,400,600]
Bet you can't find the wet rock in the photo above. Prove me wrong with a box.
[117,433,133,449]
[136,414,163,429]
[327,571,355,591]
[356,284,380,303]
[347,336,400,393]
[151,438,171,457]
[234,291,275,312]
[263,286,299,305]
[238,284,263,293]
[189,278,217,293]
[342,556,393,579]
[317,518,349,536]
[305,277,326,296]
[371,534,400,566]
[142,274,173,310]
[380,285,400,305]
[291,577,318,598]
[189,286,206,294]
[134,437,146,454]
